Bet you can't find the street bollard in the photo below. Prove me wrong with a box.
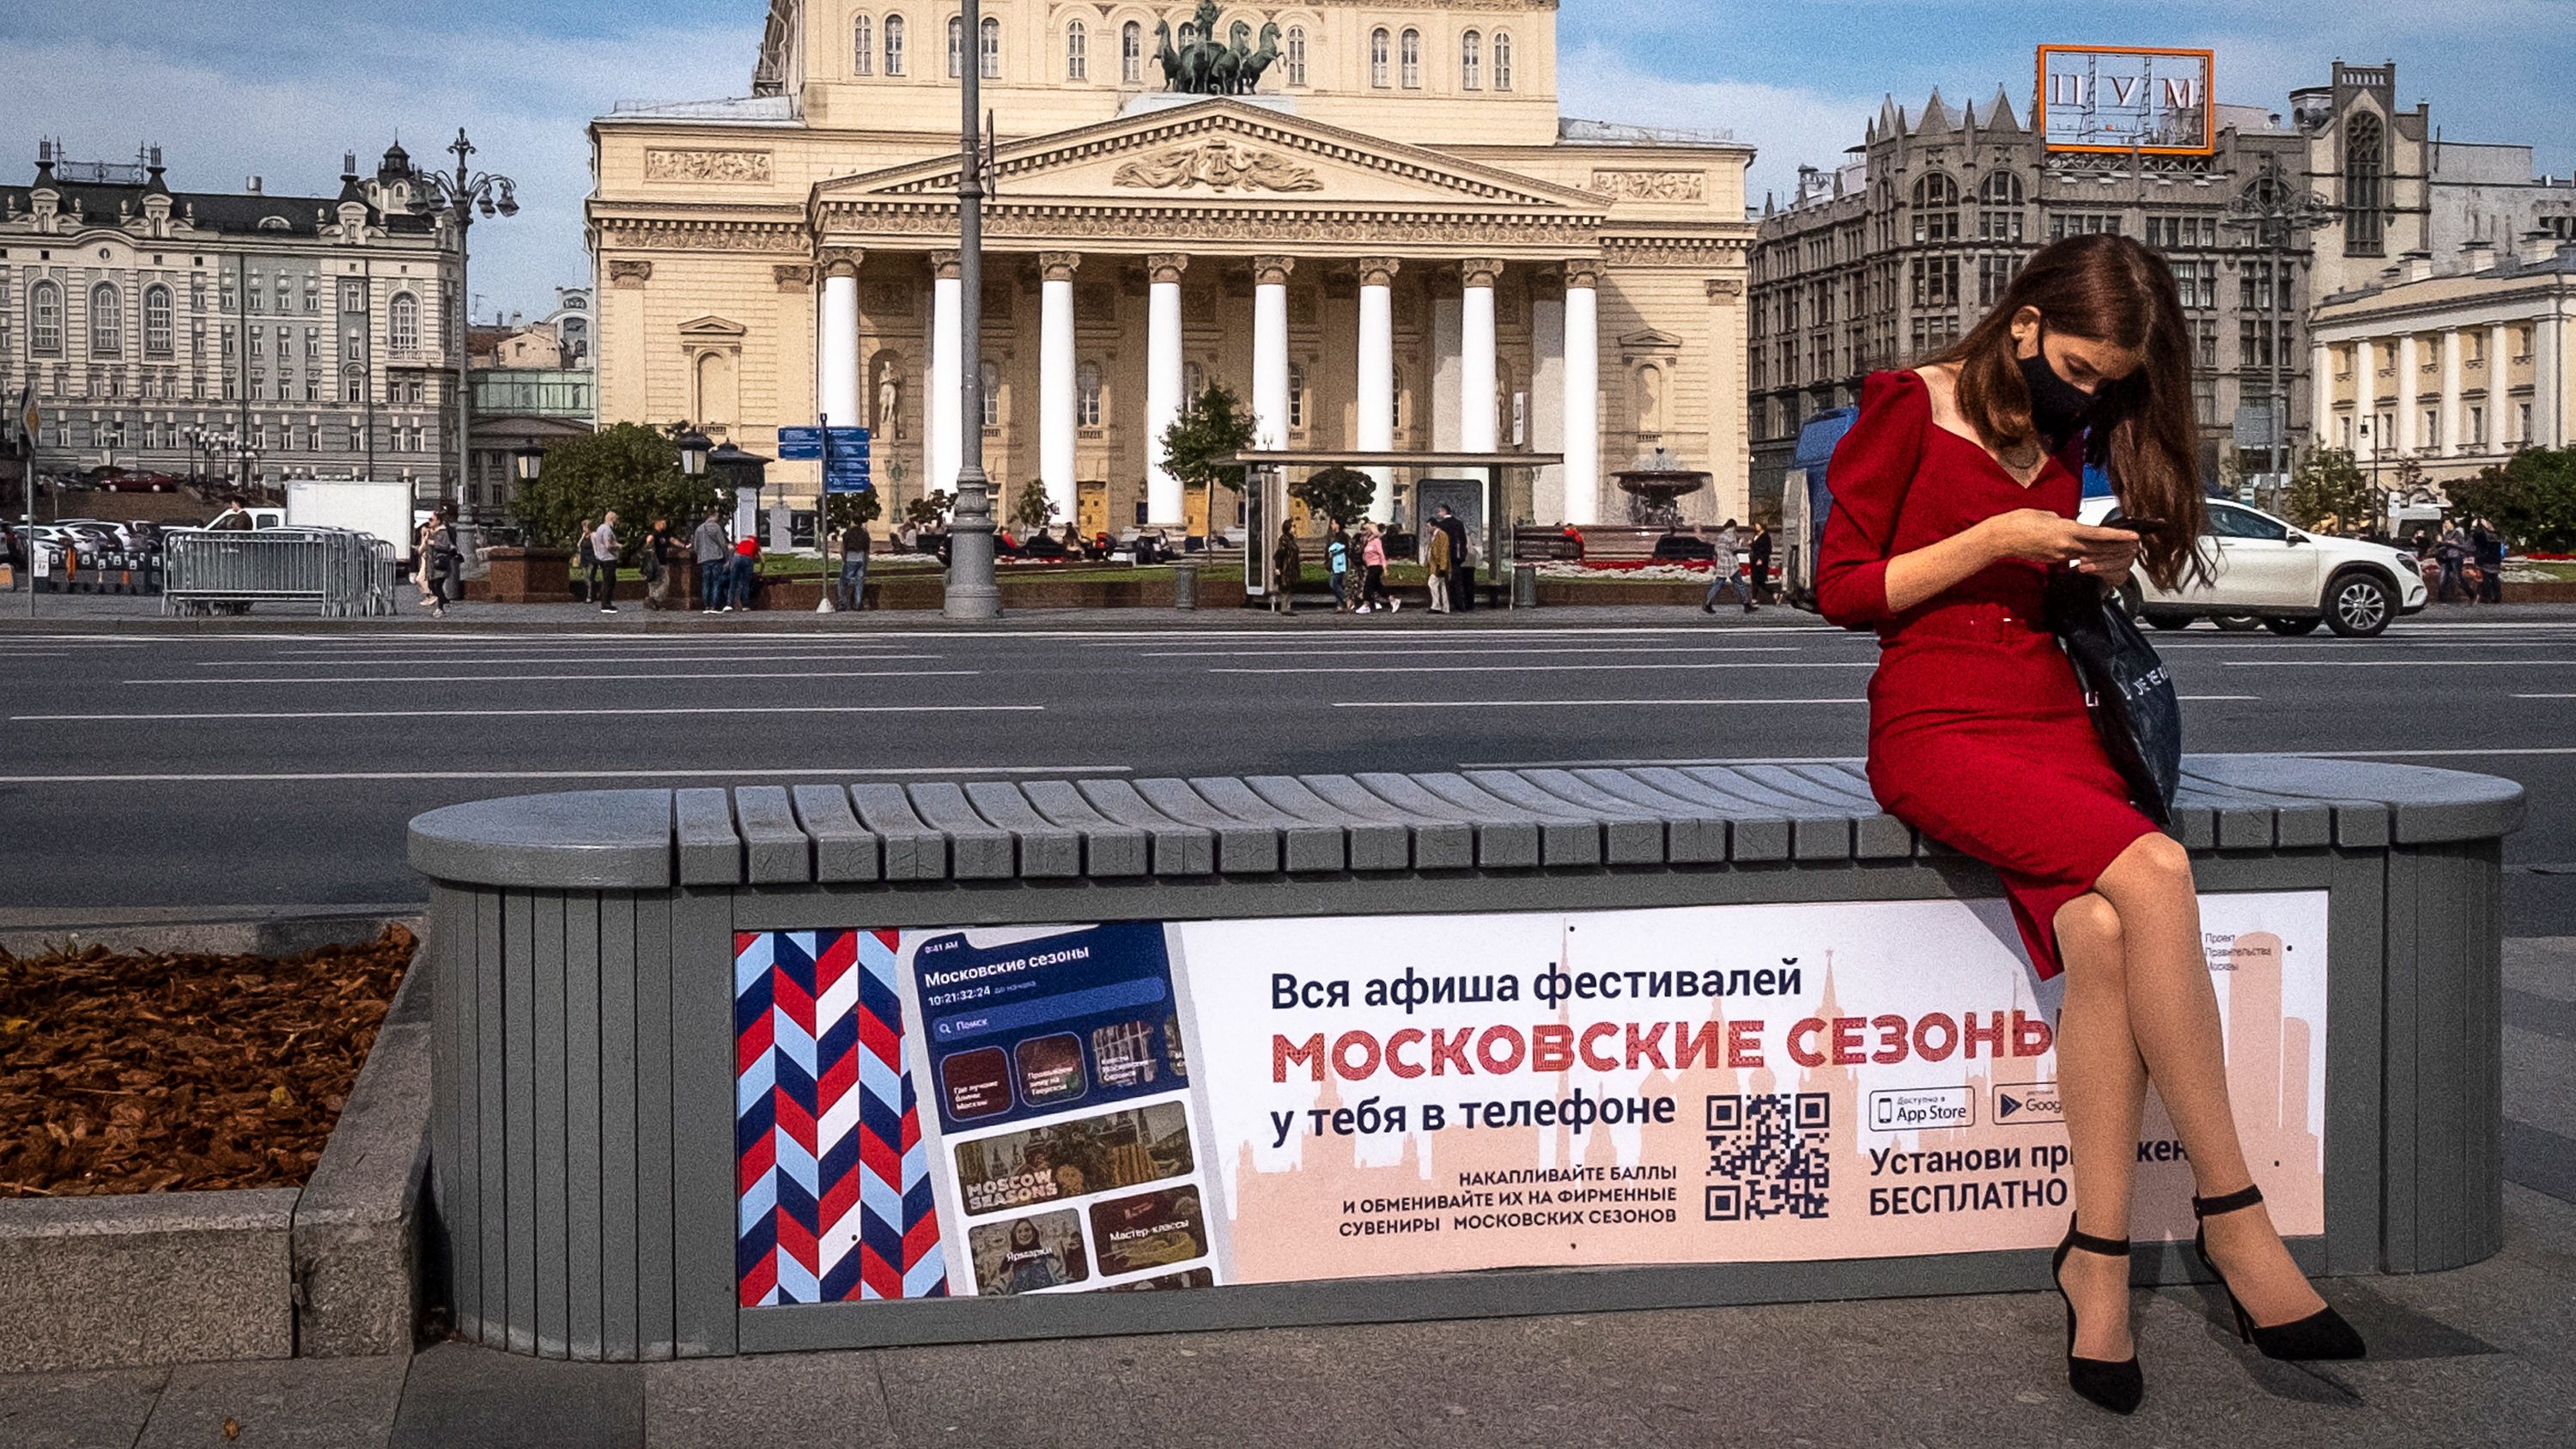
[1513,563,1539,610]
[1173,557,1199,611]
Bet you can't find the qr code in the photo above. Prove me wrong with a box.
[1704,1093,1831,1221]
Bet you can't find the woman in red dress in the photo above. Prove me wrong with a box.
[1817,235,2362,1414]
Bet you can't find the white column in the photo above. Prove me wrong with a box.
[2312,341,2335,457]
[2394,332,2421,455]
[1037,252,1080,524]
[1144,252,1188,527]
[1708,277,1748,523]
[1562,260,1601,527]
[2541,307,2567,447]
[1356,257,1399,523]
[2353,337,2379,459]
[2490,322,2513,448]
[1530,282,1566,525]
[2439,327,2464,457]
[1430,292,1463,452]
[817,253,862,432]
[1251,255,1294,451]
[1458,259,1500,454]
[928,249,961,495]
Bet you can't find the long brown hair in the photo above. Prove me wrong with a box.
[1929,234,2208,588]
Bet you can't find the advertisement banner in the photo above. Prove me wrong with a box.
[732,893,2326,1309]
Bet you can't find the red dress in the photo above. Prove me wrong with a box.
[1816,370,2159,978]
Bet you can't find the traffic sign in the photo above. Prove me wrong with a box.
[823,426,873,495]
[775,426,823,460]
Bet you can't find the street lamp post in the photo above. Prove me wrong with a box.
[410,129,518,525]
[2225,153,2335,506]
[944,0,1001,620]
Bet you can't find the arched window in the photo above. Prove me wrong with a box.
[1077,361,1103,426]
[1370,28,1390,88]
[1978,171,2023,205]
[1461,30,1482,90]
[1492,31,1513,90]
[342,368,366,405]
[1911,173,1959,242]
[883,14,906,75]
[2346,113,2386,255]
[90,283,124,356]
[1064,20,1086,80]
[1287,361,1307,429]
[1977,171,2025,241]
[978,360,1001,428]
[1177,20,1197,46]
[1121,21,1142,83]
[143,285,173,356]
[1399,28,1421,88]
[389,292,420,352]
[853,15,874,75]
[947,15,963,77]
[980,15,1000,79]
[1285,26,1307,86]
[29,281,60,353]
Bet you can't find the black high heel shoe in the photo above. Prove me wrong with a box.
[2051,1214,2144,1415]
[2190,1184,2366,1361]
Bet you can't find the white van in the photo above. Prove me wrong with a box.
[2079,496,2427,637]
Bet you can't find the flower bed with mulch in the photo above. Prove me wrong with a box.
[0,927,414,1198]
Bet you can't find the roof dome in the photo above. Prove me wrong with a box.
[377,141,412,182]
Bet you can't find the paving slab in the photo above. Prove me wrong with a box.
[641,1352,898,1449]
[385,1343,640,1449]
[134,1358,404,1449]
[0,1367,167,1449]
[873,1338,1148,1449]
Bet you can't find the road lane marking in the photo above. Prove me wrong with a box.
[12,704,1044,722]
[124,668,980,685]
[2222,659,2576,667]
[198,653,940,667]
[0,764,1130,785]
[1144,645,1806,658]
[1219,661,1878,674]
[1337,693,2256,712]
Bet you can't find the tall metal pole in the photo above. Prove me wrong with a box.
[944,0,1001,619]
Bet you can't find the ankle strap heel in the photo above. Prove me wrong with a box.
[2188,1184,2365,1361]
[2191,1184,2265,1220]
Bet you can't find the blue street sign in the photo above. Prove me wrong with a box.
[823,426,874,494]
[775,426,823,460]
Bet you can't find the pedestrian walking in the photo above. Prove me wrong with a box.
[2435,523,2470,603]
[1749,521,1776,602]
[726,532,760,612]
[1358,523,1397,612]
[642,517,677,611]
[572,516,595,603]
[1442,507,1476,613]
[838,514,872,611]
[589,512,621,612]
[208,495,254,532]
[414,514,445,606]
[692,508,729,614]
[1271,521,1302,615]
[1424,518,1452,612]
[1326,525,1352,612]
[2473,516,2506,605]
[1819,234,2360,1416]
[1701,519,1756,614]
[421,508,458,618]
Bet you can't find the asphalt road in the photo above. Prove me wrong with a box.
[3,610,2573,933]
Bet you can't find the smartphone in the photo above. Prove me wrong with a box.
[2110,514,2168,539]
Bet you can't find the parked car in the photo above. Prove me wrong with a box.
[94,472,185,493]
[2079,496,2427,638]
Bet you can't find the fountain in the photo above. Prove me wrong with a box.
[1612,448,1710,530]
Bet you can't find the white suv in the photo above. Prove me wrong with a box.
[2078,496,2428,638]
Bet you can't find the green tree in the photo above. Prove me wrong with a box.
[2283,446,2375,533]
[1291,466,1376,527]
[1009,478,1055,531]
[507,423,722,557]
[1160,384,1255,512]
[2446,446,2576,551]
[904,490,956,528]
[824,490,884,533]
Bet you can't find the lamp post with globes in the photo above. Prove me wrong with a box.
[2224,152,2335,508]
[409,129,518,523]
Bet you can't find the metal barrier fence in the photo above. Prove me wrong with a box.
[162,527,401,618]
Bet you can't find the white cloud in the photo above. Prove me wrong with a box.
[1556,41,1881,212]
[0,18,752,318]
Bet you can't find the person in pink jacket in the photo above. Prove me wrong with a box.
[1358,524,1398,613]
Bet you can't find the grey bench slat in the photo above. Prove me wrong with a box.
[1018,782,1151,877]
[1074,779,1215,876]
[1625,768,1794,861]
[962,782,1084,879]
[1247,776,1411,873]
[1297,775,1476,871]
[1775,765,1917,859]
[2179,761,2384,849]
[789,785,880,883]
[1352,773,1540,869]
[1191,777,1346,873]
[907,783,1018,880]
[673,788,743,886]
[1564,770,1731,863]
[2166,776,2278,851]
[848,784,949,881]
[731,786,812,886]
[1686,767,1856,861]
[1137,779,1279,874]
[2190,756,2524,845]
[1476,770,1669,865]
[1414,773,1601,868]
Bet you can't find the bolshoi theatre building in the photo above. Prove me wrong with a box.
[588,0,1755,535]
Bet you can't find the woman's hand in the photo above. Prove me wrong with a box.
[1978,509,2140,580]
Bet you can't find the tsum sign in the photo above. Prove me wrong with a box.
[2036,46,2216,155]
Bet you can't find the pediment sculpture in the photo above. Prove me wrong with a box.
[1111,137,1323,195]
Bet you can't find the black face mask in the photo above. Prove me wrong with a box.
[2019,326,2097,442]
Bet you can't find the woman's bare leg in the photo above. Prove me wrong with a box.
[2051,893,2148,1360]
[2091,833,2326,1327]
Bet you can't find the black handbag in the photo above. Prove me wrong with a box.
[2044,567,2182,825]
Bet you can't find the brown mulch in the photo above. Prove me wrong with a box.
[0,925,414,1198]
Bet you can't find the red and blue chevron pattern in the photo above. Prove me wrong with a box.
[736,929,948,1306]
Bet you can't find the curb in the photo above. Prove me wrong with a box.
[0,905,424,961]
[0,922,434,1372]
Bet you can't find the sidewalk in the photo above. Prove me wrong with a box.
[7,939,2573,1448]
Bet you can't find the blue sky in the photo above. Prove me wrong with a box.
[5,2,2567,317]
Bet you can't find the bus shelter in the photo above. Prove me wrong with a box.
[1229,449,1563,601]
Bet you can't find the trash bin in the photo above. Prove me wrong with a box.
[1513,563,1539,610]
[1173,557,1199,611]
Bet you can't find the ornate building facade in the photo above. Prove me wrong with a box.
[0,142,460,497]
[589,0,1756,533]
